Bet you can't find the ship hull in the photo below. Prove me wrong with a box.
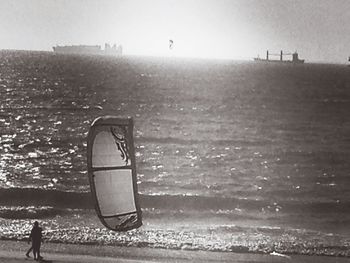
[254,58,304,64]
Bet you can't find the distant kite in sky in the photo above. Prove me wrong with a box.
[169,39,174,50]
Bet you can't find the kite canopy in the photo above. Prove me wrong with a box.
[169,39,174,49]
[87,116,142,231]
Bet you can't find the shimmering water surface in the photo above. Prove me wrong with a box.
[1,50,350,256]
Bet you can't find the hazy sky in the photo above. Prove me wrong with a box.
[1,0,350,63]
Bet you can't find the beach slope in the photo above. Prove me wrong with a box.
[0,241,349,263]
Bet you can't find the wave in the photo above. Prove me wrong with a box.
[0,188,349,214]
[136,136,270,146]
[0,206,72,219]
[0,188,93,209]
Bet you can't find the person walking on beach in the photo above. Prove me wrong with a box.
[27,221,43,261]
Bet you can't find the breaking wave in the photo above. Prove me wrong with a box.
[0,188,348,214]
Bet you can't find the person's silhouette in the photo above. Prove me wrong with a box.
[28,221,43,261]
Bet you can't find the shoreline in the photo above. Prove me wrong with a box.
[0,240,349,263]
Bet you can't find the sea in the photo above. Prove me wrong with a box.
[1,50,350,257]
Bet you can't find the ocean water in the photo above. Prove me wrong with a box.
[1,50,350,257]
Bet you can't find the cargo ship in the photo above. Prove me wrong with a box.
[53,43,122,56]
[254,50,304,64]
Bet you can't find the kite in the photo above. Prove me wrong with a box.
[169,39,174,49]
[87,116,142,231]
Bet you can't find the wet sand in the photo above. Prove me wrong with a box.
[0,240,349,263]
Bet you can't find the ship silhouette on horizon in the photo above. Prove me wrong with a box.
[53,43,122,56]
[254,50,304,64]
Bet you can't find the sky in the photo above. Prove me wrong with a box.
[0,0,350,63]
